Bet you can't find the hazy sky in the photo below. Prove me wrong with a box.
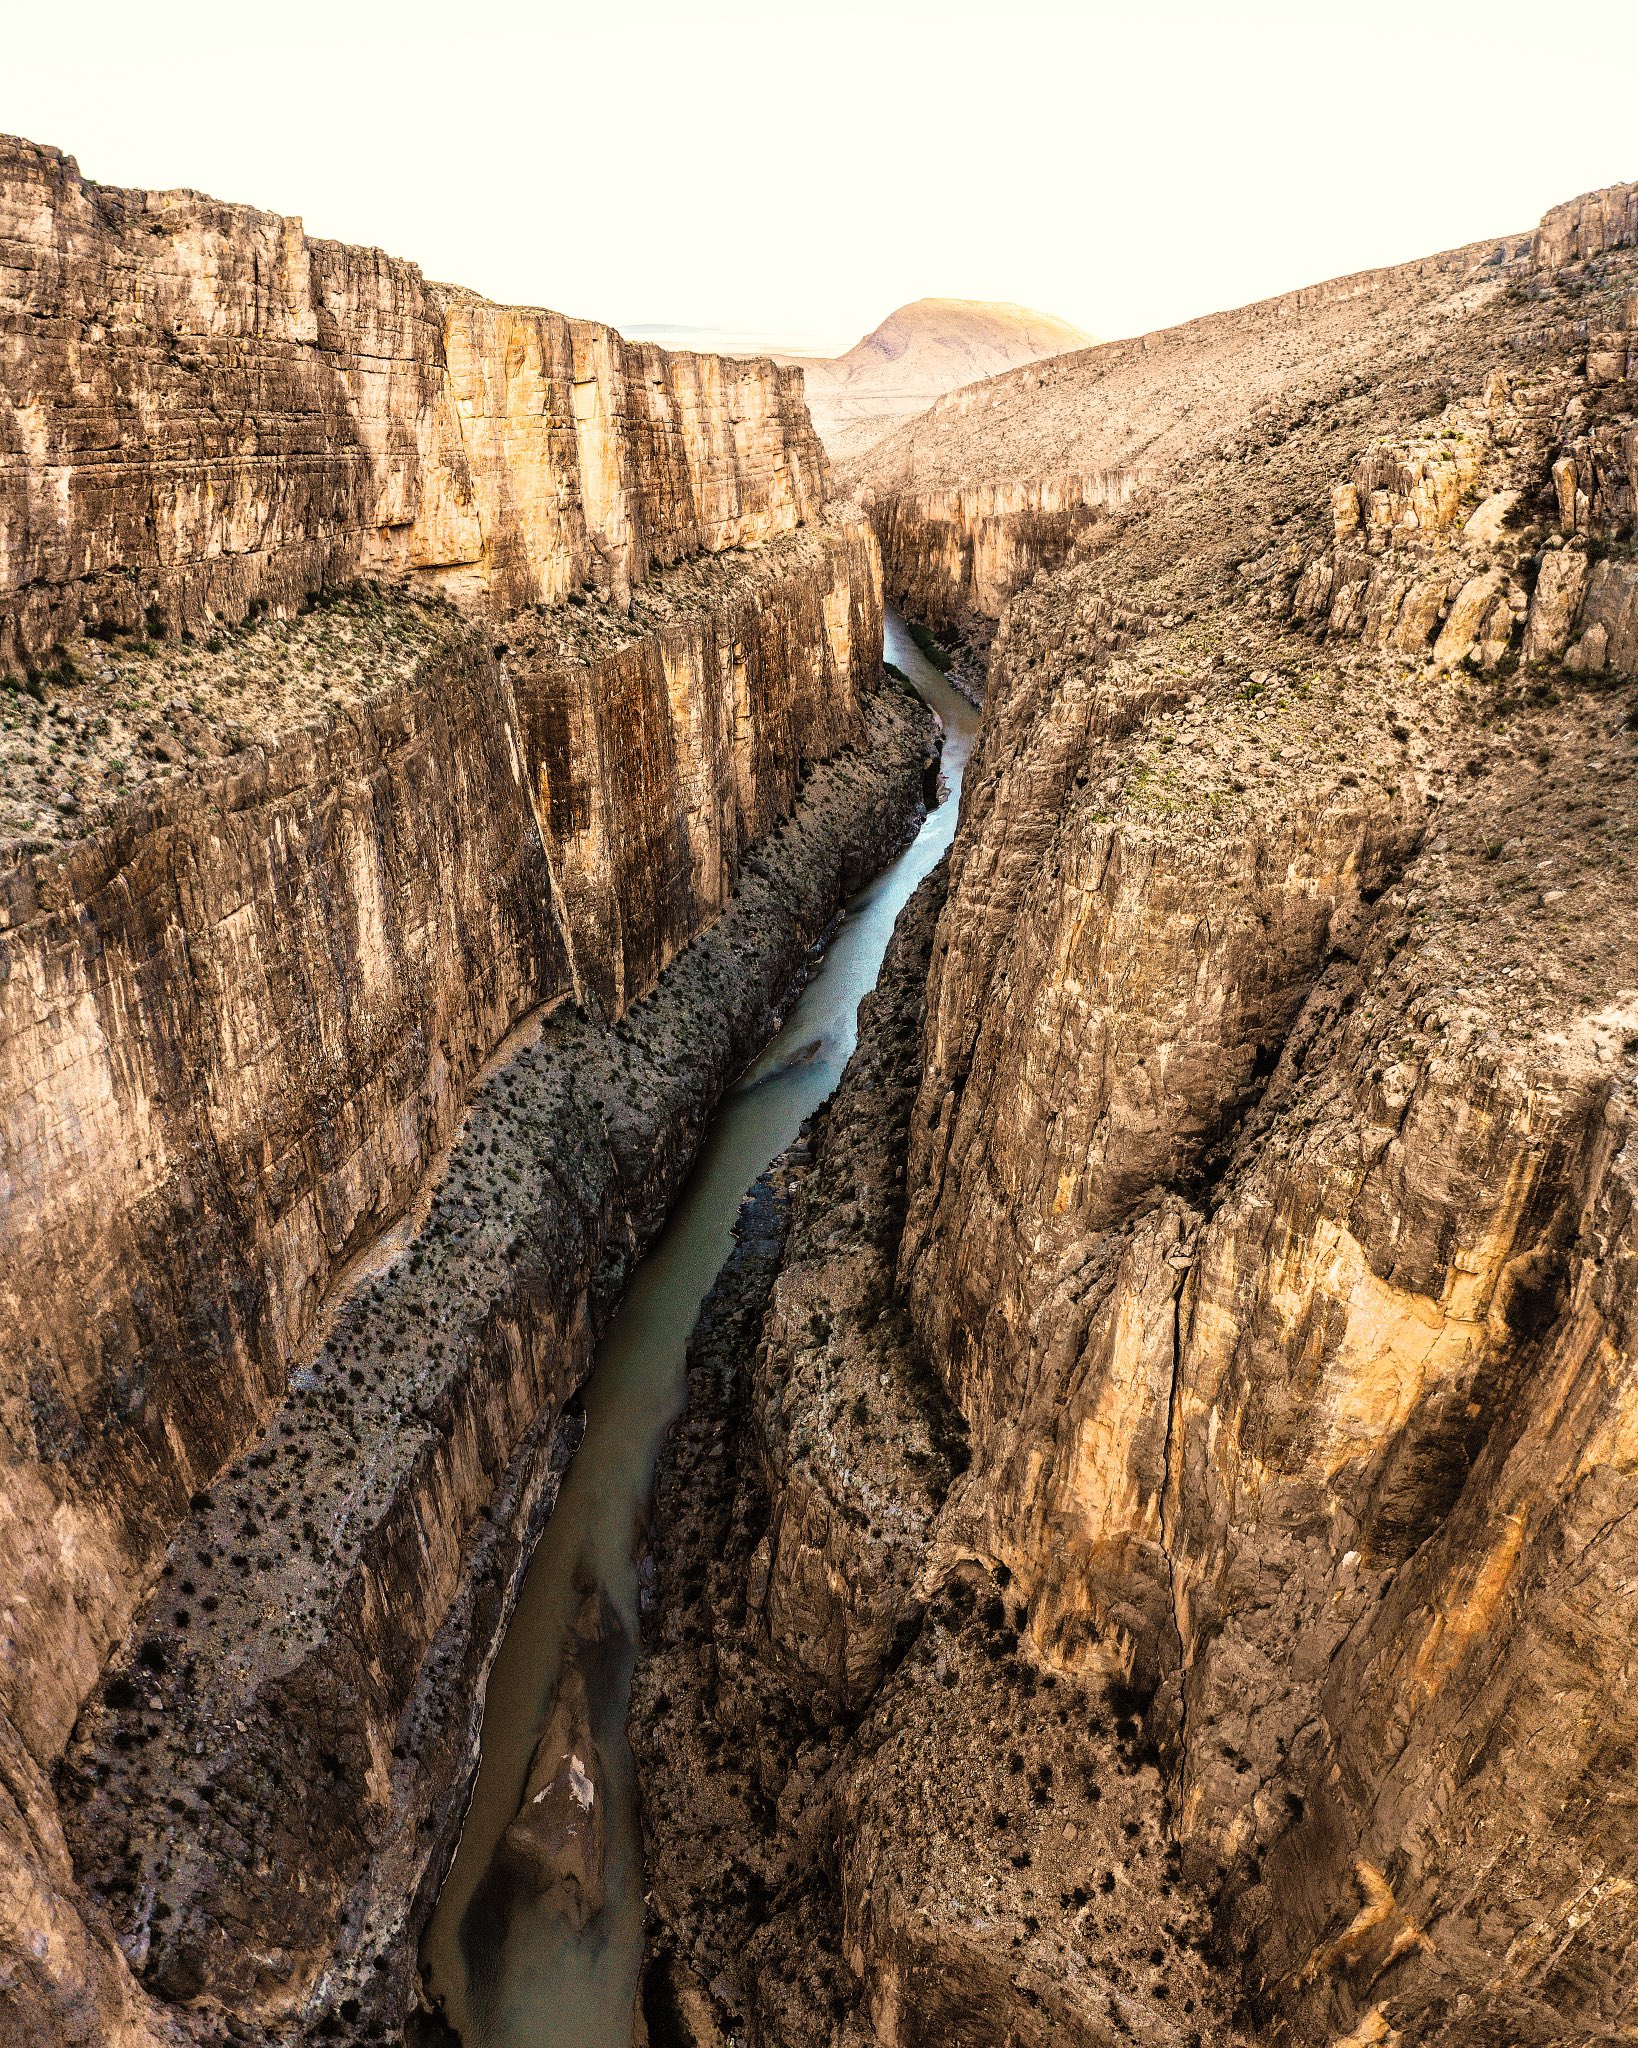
[8,0,1638,351]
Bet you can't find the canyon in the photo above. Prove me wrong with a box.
[1,116,1636,2048]
[0,133,923,2047]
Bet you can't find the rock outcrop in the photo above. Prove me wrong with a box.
[0,135,916,2048]
[496,1586,620,1925]
[637,182,1638,2047]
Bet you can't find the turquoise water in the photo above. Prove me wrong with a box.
[420,611,977,2046]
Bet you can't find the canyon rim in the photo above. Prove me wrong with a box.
[1,28,1637,2048]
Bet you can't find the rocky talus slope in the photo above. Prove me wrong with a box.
[637,183,1638,2045]
[0,137,922,2048]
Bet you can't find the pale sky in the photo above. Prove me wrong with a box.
[7,0,1637,352]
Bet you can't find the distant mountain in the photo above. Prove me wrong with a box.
[781,299,1095,459]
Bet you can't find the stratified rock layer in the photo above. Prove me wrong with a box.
[0,135,826,669]
[0,532,896,2044]
[3,520,876,1788]
[637,182,1638,2048]
[869,474,1134,652]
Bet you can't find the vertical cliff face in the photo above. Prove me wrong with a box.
[0,135,826,668]
[2,523,879,1803]
[867,475,1133,651]
[637,185,1638,2048]
[0,136,906,2048]
[506,528,881,1018]
[897,496,1638,2048]
[49,685,933,2047]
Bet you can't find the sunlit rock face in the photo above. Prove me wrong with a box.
[636,181,1638,2048]
[0,135,826,670]
[0,134,909,2048]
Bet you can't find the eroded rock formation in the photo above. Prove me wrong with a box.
[637,182,1638,2047]
[498,1593,613,1922]
[868,474,1136,656]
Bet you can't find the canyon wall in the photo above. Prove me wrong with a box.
[49,682,932,2048]
[0,134,826,670]
[0,135,905,2048]
[639,186,1638,2047]
[1,525,878,1839]
[869,474,1132,651]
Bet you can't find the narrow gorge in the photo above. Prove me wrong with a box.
[0,133,924,2046]
[1,118,1635,2048]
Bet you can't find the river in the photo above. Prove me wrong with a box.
[419,609,978,2046]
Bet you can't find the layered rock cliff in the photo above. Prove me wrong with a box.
[0,134,825,671]
[49,676,931,2047]
[0,136,914,2048]
[868,474,1136,655]
[637,184,1638,2046]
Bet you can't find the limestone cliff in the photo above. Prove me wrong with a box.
[869,474,1136,653]
[0,135,908,2048]
[50,679,932,2046]
[637,183,1638,2047]
[0,135,826,671]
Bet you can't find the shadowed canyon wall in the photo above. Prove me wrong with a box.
[638,184,1638,2048]
[867,474,1136,648]
[0,135,912,2048]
